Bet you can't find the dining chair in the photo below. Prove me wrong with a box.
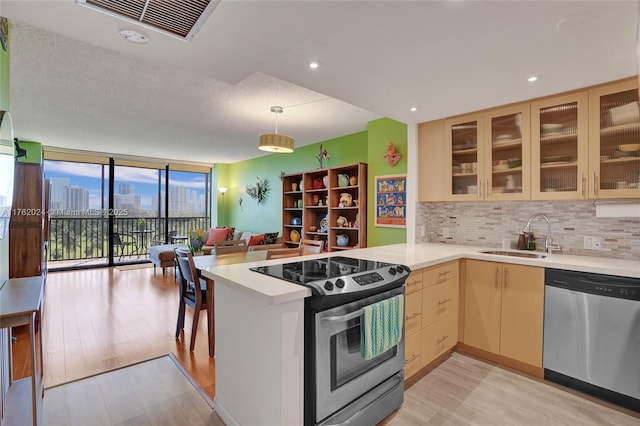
[266,246,303,260]
[300,239,324,255]
[113,233,138,260]
[214,239,248,255]
[174,248,208,352]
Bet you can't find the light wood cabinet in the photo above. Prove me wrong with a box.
[531,92,589,199]
[403,261,459,383]
[404,269,423,380]
[463,259,544,367]
[419,78,639,201]
[281,162,367,252]
[588,79,640,198]
[445,104,530,201]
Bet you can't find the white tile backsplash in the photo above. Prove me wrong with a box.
[416,200,639,260]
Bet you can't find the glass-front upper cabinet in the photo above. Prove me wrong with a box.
[589,79,640,199]
[483,104,531,200]
[531,92,589,199]
[446,113,484,200]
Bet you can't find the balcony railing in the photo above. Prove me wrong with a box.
[48,216,210,268]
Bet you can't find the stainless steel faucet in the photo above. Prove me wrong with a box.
[522,213,562,253]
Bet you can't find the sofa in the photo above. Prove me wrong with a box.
[149,228,283,274]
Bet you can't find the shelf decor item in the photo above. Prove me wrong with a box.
[246,177,270,204]
[383,142,402,166]
[316,144,330,168]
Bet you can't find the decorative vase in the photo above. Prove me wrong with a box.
[349,176,357,185]
[291,182,298,192]
[336,234,349,247]
[290,229,301,242]
[337,174,349,187]
[323,175,329,188]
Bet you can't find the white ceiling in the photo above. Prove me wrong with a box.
[1,0,638,165]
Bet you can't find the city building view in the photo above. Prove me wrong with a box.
[44,160,210,268]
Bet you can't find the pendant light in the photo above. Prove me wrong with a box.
[259,106,294,153]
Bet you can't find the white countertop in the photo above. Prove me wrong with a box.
[201,243,640,305]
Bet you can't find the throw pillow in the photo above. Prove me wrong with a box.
[225,227,236,240]
[205,227,232,246]
[248,234,265,246]
[264,232,279,244]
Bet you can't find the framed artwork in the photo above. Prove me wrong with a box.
[374,174,406,228]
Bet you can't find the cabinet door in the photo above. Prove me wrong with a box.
[405,330,421,379]
[499,264,544,367]
[531,92,589,200]
[418,120,448,202]
[588,79,640,199]
[484,104,531,200]
[446,113,485,200]
[463,260,502,354]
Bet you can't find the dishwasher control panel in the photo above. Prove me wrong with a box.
[545,269,640,301]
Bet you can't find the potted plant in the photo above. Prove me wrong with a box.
[137,217,146,231]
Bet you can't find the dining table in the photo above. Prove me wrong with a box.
[191,250,268,357]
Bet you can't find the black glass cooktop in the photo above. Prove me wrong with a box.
[250,256,395,285]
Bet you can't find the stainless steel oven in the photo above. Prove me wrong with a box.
[314,286,405,425]
[251,255,410,426]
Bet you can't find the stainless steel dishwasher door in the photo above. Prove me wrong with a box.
[544,285,640,402]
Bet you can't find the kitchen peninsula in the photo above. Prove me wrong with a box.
[200,243,640,426]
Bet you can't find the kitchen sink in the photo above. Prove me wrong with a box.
[481,250,548,259]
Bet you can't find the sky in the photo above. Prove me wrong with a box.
[44,160,207,210]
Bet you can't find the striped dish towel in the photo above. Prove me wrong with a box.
[360,294,404,360]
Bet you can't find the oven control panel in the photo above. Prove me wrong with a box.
[309,265,410,296]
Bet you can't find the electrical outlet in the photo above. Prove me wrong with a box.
[443,227,450,238]
[584,236,602,250]
[418,225,425,237]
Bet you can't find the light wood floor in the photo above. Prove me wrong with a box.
[13,265,216,400]
[13,267,640,425]
[388,352,640,425]
[43,355,224,425]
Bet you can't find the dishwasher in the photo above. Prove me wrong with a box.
[544,268,640,412]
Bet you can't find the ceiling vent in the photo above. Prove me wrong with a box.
[77,0,221,41]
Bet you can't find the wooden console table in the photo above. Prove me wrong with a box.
[0,276,45,426]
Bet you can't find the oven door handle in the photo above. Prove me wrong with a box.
[322,309,363,323]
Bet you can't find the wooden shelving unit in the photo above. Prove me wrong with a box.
[281,162,367,252]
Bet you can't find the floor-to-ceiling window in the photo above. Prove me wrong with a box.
[44,152,210,270]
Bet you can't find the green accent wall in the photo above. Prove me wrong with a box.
[219,131,367,233]
[366,118,408,247]
[218,117,408,248]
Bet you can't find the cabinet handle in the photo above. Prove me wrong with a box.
[438,270,452,276]
[436,335,449,344]
[495,268,500,288]
[503,268,508,289]
[581,174,586,198]
[436,277,448,284]
[406,312,421,320]
[592,172,597,196]
[437,298,451,306]
[486,178,490,197]
[405,354,419,363]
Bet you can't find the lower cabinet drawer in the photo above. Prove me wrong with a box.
[420,312,457,368]
[422,277,458,328]
[405,331,421,379]
[405,289,422,336]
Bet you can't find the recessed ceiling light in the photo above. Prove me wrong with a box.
[309,62,319,69]
[119,30,149,45]
[410,107,418,112]
[528,76,538,82]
